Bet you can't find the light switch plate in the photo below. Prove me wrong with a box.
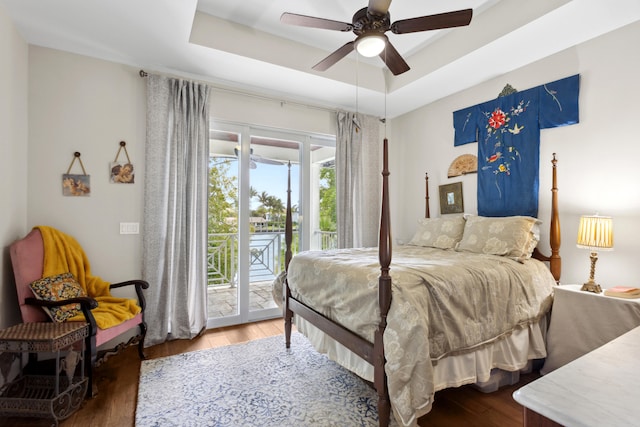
[119,222,139,234]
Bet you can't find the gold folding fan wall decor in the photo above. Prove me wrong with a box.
[447,154,477,178]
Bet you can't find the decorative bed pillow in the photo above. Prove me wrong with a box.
[456,215,541,261]
[29,272,87,323]
[408,215,466,249]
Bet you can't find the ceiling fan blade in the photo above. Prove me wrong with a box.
[367,0,392,16]
[379,41,410,76]
[391,8,473,34]
[312,41,355,71]
[280,12,353,32]
[253,157,285,166]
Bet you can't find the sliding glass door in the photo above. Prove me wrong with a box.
[207,122,335,328]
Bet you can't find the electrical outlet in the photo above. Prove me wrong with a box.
[119,222,139,234]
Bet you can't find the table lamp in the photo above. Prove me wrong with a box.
[576,214,613,293]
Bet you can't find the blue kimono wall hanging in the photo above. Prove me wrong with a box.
[453,74,579,217]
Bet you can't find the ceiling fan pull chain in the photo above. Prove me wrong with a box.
[355,54,360,133]
[384,46,387,138]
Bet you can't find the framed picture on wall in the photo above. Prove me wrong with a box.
[110,161,135,184]
[439,182,464,214]
[62,174,91,197]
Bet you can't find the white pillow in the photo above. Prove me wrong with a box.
[408,215,466,249]
[456,215,541,261]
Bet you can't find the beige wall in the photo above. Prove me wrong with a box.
[389,20,640,287]
[210,89,336,137]
[0,4,28,329]
[27,47,147,296]
[2,13,639,330]
[4,43,337,330]
[25,47,337,274]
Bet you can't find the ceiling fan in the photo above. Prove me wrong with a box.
[280,0,473,76]
[214,147,285,169]
[234,147,285,169]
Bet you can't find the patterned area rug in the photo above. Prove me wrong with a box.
[136,332,398,427]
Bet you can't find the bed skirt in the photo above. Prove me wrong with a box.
[294,314,548,419]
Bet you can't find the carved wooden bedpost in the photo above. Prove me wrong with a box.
[425,173,430,219]
[532,153,562,283]
[549,153,561,282]
[284,162,294,347]
[376,138,392,427]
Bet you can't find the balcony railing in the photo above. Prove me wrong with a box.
[207,233,237,287]
[316,230,337,250]
[207,230,336,288]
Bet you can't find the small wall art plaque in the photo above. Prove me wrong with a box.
[439,182,464,214]
[110,141,135,183]
[63,152,90,197]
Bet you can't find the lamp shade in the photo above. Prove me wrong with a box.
[355,33,387,57]
[576,215,613,250]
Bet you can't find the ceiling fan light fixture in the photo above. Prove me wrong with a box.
[355,33,387,57]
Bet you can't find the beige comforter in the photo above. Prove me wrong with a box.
[286,245,555,426]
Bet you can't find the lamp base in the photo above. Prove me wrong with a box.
[581,281,602,293]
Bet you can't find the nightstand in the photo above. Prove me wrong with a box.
[514,325,640,427]
[541,284,640,374]
[0,322,89,426]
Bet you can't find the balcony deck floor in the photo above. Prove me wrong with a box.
[207,280,277,318]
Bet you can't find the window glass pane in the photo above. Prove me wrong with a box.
[311,144,336,250]
[208,130,240,319]
[207,123,334,325]
[249,136,299,313]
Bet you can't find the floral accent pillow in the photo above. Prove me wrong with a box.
[29,272,87,323]
[456,215,540,262]
[408,215,466,249]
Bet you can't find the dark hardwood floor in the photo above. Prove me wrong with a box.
[1,318,539,426]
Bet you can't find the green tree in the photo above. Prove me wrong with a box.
[266,195,285,219]
[253,190,286,228]
[207,159,239,284]
[257,191,270,209]
[208,159,237,234]
[319,166,336,231]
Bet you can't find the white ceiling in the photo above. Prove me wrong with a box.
[2,0,640,118]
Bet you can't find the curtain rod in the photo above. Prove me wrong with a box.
[139,69,341,116]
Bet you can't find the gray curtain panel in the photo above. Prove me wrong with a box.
[335,111,381,249]
[142,74,210,346]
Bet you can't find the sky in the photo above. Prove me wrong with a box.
[210,157,300,212]
[250,162,300,210]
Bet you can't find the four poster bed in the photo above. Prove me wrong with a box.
[281,139,561,427]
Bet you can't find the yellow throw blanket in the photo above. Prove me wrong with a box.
[36,225,141,329]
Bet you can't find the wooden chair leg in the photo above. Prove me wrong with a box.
[85,333,97,398]
[137,322,147,360]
